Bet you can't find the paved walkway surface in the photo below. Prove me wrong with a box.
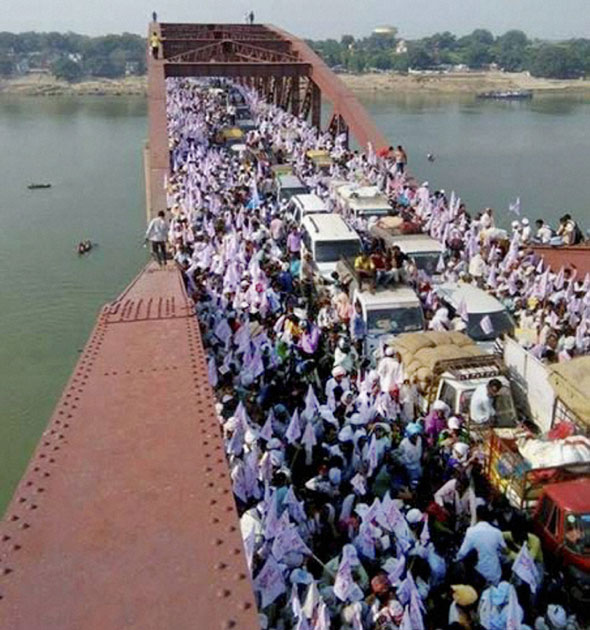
[0,262,258,630]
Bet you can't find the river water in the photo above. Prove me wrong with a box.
[0,92,588,513]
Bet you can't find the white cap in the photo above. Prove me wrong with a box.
[332,365,347,377]
[406,508,423,524]
[338,425,354,442]
[448,416,461,430]
[453,442,470,459]
[511,220,520,228]
[521,217,529,225]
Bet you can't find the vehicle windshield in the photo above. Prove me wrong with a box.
[564,513,590,554]
[366,307,424,335]
[466,311,514,341]
[459,388,517,427]
[355,206,390,217]
[315,240,361,263]
[410,252,442,275]
[281,187,308,200]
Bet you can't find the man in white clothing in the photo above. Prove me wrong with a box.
[145,210,168,266]
[469,378,502,425]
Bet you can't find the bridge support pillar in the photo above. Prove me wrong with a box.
[311,82,321,130]
[291,75,300,117]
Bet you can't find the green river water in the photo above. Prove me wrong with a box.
[0,92,588,514]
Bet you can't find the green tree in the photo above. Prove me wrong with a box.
[529,44,583,78]
[496,30,529,71]
[340,35,355,49]
[51,57,83,82]
[408,43,434,69]
[0,54,15,76]
[391,53,409,73]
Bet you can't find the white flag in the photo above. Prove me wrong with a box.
[506,584,522,630]
[271,524,311,562]
[508,197,521,216]
[512,542,539,593]
[291,583,302,619]
[302,580,321,619]
[285,409,302,444]
[253,555,286,608]
[260,411,274,441]
[480,315,494,336]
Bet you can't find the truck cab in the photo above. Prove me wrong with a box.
[533,480,590,603]
[435,363,517,427]
[354,287,425,358]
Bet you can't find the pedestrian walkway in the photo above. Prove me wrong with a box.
[0,262,258,630]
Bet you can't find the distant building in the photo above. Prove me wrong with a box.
[395,39,408,55]
[373,25,397,37]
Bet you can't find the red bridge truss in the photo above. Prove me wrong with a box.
[0,21,391,630]
[145,21,389,220]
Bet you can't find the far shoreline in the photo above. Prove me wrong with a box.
[1,70,590,98]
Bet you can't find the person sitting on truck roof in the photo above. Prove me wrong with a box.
[354,251,376,292]
[470,378,503,425]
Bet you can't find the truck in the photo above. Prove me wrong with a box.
[336,259,425,358]
[504,340,590,436]
[532,480,590,605]
[386,331,519,425]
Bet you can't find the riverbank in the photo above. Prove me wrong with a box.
[341,70,590,95]
[0,74,147,96]
[1,70,590,97]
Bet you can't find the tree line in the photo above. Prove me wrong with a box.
[0,29,588,82]
[0,32,146,81]
[308,29,590,80]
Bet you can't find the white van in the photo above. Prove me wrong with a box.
[336,184,392,219]
[301,214,362,281]
[276,174,309,201]
[434,283,515,345]
[290,194,329,223]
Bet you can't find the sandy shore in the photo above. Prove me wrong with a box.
[0,74,147,96]
[1,71,589,97]
[340,70,590,95]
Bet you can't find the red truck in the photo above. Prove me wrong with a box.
[532,479,590,604]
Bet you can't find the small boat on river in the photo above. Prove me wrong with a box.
[477,90,533,100]
[27,183,52,190]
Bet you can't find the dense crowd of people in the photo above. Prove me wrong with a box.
[149,77,588,630]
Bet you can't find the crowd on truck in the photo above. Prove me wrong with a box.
[144,77,590,630]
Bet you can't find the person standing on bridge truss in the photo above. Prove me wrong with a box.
[145,210,168,266]
[150,31,161,59]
